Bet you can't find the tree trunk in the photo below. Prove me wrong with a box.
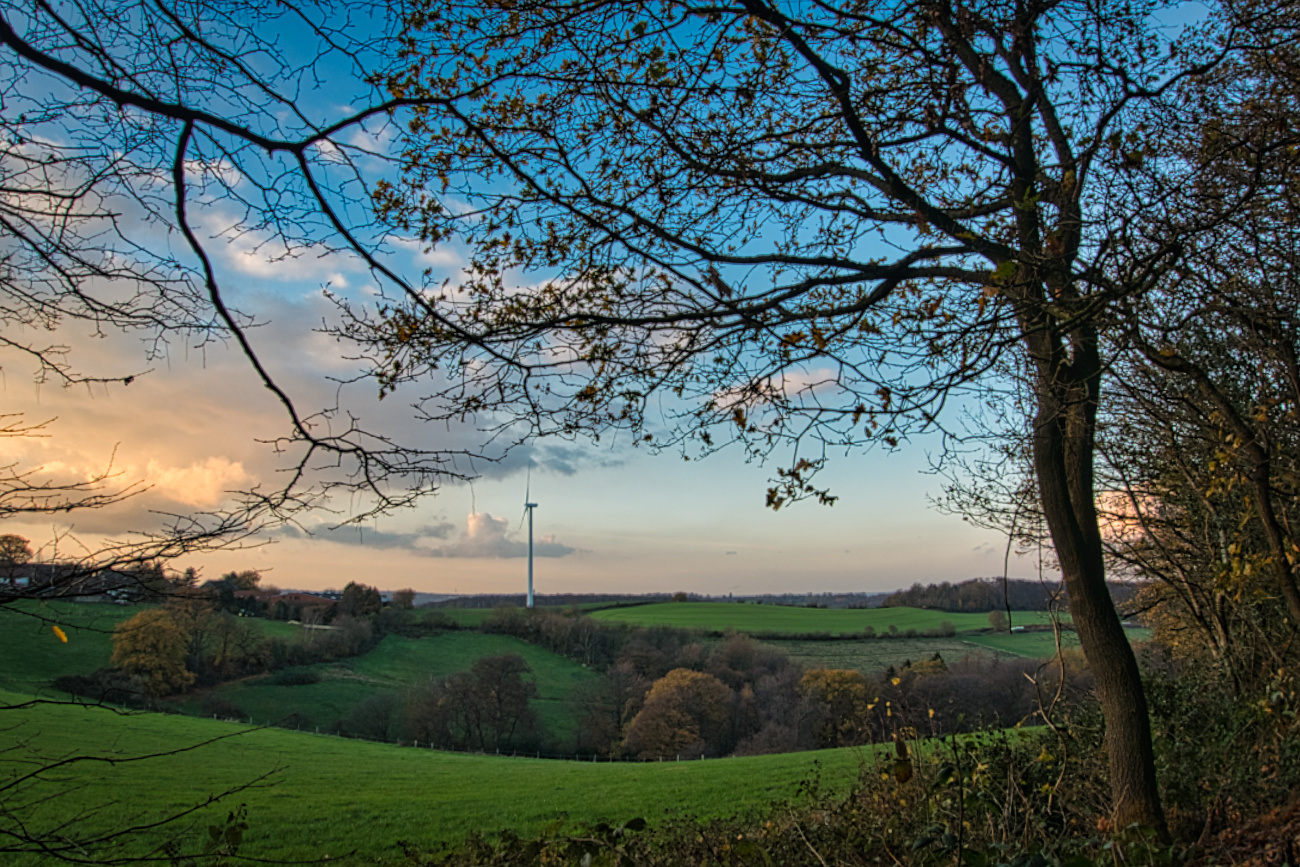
[1026,322,1168,837]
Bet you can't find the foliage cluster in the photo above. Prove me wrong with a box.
[346,653,545,753]
[561,620,1090,759]
[881,579,1137,614]
[55,598,383,705]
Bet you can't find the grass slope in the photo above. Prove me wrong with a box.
[590,602,1060,635]
[2,692,867,864]
[437,608,495,628]
[188,632,600,741]
[0,601,145,694]
[0,602,599,742]
[767,636,1010,676]
[965,626,1151,658]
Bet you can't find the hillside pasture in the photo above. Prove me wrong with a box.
[0,600,309,696]
[0,692,868,864]
[965,626,1151,658]
[0,602,598,743]
[766,636,1011,676]
[589,602,1063,635]
[185,631,600,741]
[0,601,146,694]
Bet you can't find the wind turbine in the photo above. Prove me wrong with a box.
[522,469,538,609]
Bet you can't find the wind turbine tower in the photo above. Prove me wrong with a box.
[524,479,538,609]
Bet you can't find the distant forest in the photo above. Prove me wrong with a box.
[880,578,1137,613]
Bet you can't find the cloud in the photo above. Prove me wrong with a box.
[270,521,456,551]
[456,443,626,484]
[427,512,575,558]
[327,522,456,549]
[143,457,251,508]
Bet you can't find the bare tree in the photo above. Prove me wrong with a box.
[0,0,494,535]
[0,2,461,859]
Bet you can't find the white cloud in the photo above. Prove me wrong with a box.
[427,511,575,558]
[142,457,251,508]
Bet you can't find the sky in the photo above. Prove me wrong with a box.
[0,277,1041,595]
[0,4,1056,597]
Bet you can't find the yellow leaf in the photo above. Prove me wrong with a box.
[52,625,68,644]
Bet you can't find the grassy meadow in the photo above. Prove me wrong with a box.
[768,636,1008,673]
[0,600,146,694]
[184,631,600,741]
[588,601,1063,635]
[1,691,869,863]
[0,602,600,743]
[965,626,1150,658]
[0,596,1143,863]
[437,607,495,628]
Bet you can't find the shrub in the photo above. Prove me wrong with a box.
[268,667,321,686]
[1142,650,1300,838]
[53,669,153,708]
[199,694,246,720]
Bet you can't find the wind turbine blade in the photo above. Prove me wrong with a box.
[519,460,533,530]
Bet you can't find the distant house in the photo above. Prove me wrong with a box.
[272,592,332,607]
[0,564,154,603]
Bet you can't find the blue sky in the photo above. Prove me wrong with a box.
[1,294,1037,594]
[0,3,1058,596]
[0,122,1040,596]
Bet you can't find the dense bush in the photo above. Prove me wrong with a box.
[267,667,321,686]
[400,655,543,752]
[198,694,246,720]
[1142,649,1300,838]
[52,670,155,708]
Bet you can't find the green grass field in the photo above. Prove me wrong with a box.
[185,631,600,742]
[1,692,869,864]
[589,602,1062,635]
[431,602,646,628]
[0,600,599,743]
[0,600,146,694]
[964,626,1150,658]
[766,636,1010,675]
[0,600,313,695]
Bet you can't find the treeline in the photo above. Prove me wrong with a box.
[55,578,446,707]
[478,606,1091,758]
[331,653,545,753]
[880,578,1139,613]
